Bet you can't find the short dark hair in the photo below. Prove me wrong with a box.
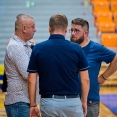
[71,18,89,32]
[49,14,68,32]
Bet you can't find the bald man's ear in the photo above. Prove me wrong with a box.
[22,25,26,33]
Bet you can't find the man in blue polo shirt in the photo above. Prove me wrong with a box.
[70,18,117,117]
[27,14,90,117]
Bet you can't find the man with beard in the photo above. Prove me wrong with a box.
[70,18,117,117]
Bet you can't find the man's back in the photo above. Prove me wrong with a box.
[28,34,89,95]
[28,14,90,117]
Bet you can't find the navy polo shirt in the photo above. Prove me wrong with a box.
[27,34,89,95]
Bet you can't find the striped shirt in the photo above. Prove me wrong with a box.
[4,34,40,105]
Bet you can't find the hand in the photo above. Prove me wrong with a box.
[30,106,41,117]
[82,102,87,117]
[98,75,106,84]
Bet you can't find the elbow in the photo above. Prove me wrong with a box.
[28,73,37,85]
[113,55,117,63]
[110,55,117,68]
[86,78,90,86]
[28,73,32,84]
[81,77,90,85]
[28,76,32,84]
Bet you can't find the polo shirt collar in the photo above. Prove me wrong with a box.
[12,34,31,46]
[49,34,65,40]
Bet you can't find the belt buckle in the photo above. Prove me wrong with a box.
[53,95,66,99]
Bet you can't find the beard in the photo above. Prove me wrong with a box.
[70,35,84,44]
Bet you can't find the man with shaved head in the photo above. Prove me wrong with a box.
[4,14,40,117]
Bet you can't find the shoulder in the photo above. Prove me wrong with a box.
[90,41,116,55]
[34,40,49,49]
[7,39,23,52]
[89,40,107,51]
[67,40,81,49]
[90,41,102,48]
[37,40,49,45]
[34,39,82,53]
[64,40,83,54]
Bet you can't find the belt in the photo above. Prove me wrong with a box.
[41,95,79,99]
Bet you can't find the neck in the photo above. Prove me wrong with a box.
[14,31,27,43]
[50,30,66,37]
[80,38,90,47]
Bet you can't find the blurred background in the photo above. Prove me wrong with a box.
[0,0,117,117]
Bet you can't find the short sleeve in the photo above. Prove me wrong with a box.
[98,45,116,63]
[78,47,90,71]
[27,47,38,73]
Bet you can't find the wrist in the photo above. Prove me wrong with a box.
[101,74,107,80]
[30,105,37,108]
[81,98,87,104]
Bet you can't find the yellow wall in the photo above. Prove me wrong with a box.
[0,65,4,85]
